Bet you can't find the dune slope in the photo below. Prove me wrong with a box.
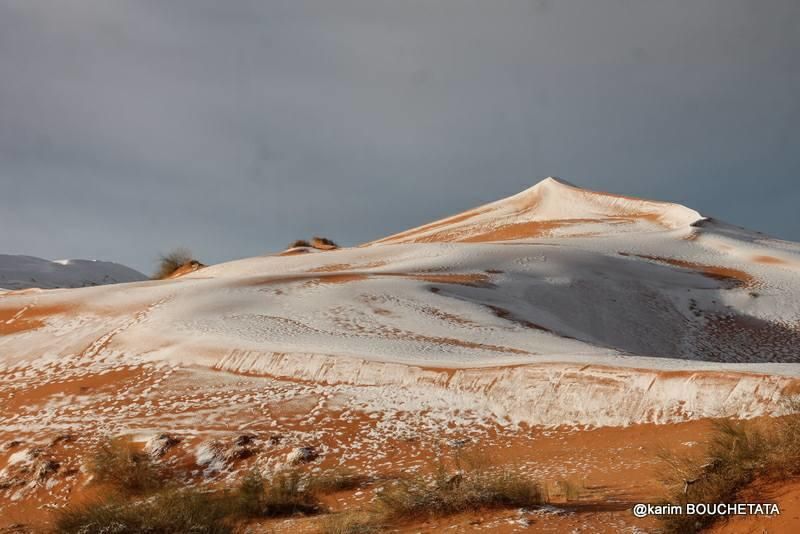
[2,179,800,429]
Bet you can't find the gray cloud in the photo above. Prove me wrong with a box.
[1,0,799,272]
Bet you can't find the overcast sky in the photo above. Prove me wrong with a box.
[1,0,798,273]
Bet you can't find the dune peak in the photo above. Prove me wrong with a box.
[370,178,705,245]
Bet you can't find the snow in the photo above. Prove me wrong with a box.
[2,178,800,427]
[369,177,705,244]
[0,254,147,290]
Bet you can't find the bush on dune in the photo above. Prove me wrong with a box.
[311,236,339,250]
[309,468,368,493]
[55,489,231,534]
[287,237,339,250]
[233,469,322,518]
[316,453,542,531]
[659,397,800,533]
[374,454,544,522]
[57,468,324,533]
[153,247,199,279]
[319,511,379,534]
[62,442,545,533]
[88,437,163,495]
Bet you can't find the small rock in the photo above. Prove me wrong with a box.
[8,448,41,468]
[226,433,260,461]
[34,459,59,482]
[196,435,263,474]
[145,433,180,458]
[225,445,255,462]
[286,446,318,465]
[196,441,226,473]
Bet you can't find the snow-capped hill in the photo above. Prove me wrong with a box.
[0,254,147,290]
[2,179,800,427]
[370,177,705,244]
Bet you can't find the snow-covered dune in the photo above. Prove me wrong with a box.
[2,178,800,426]
[369,177,705,244]
[0,254,147,290]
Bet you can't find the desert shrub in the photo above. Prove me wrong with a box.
[311,236,339,250]
[153,247,196,279]
[375,462,544,521]
[771,395,800,472]
[659,399,800,533]
[309,468,368,493]
[289,239,312,248]
[88,438,162,494]
[55,489,231,534]
[234,469,267,517]
[658,421,762,533]
[233,469,321,518]
[319,511,379,534]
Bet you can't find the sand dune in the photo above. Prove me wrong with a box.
[2,179,800,530]
[3,179,800,421]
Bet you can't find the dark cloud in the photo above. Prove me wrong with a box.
[1,0,799,272]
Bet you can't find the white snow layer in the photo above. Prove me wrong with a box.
[2,179,800,426]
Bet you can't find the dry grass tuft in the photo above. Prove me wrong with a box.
[56,467,325,533]
[289,239,312,248]
[318,511,380,534]
[374,458,544,522]
[153,247,198,279]
[55,489,231,534]
[309,468,368,493]
[659,397,800,533]
[551,478,584,502]
[234,469,322,518]
[88,437,163,495]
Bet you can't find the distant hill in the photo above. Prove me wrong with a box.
[0,254,147,290]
